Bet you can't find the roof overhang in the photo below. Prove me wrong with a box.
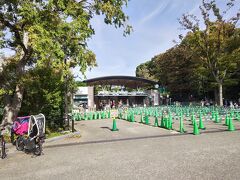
[83,76,158,89]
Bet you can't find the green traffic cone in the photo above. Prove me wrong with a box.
[84,113,88,121]
[103,111,106,119]
[179,117,185,133]
[168,117,172,130]
[225,114,229,126]
[78,113,82,121]
[130,113,135,122]
[169,115,173,129]
[127,113,130,121]
[145,115,150,125]
[228,117,235,131]
[73,114,77,121]
[165,117,169,129]
[124,113,127,120]
[198,115,205,130]
[111,118,119,131]
[160,116,165,128]
[74,114,79,121]
[211,111,215,120]
[154,116,159,127]
[140,114,144,123]
[101,112,104,119]
[230,111,234,119]
[214,112,220,123]
[236,113,240,121]
[89,112,93,120]
[118,112,122,119]
[190,113,194,125]
[126,113,129,121]
[94,112,97,120]
[193,121,200,135]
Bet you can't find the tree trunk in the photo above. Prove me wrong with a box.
[1,84,24,125]
[1,31,28,126]
[218,83,223,106]
[214,89,218,105]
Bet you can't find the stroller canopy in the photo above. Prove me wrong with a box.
[28,114,46,138]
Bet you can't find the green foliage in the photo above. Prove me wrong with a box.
[136,43,204,101]
[0,0,132,124]
[178,0,240,105]
[136,61,156,81]
[136,0,240,103]
[19,61,65,128]
[76,81,87,87]
[0,107,3,124]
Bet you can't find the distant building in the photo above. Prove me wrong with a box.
[73,86,94,108]
[73,76,161,111]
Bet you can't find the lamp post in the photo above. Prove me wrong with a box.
[63,55,69,129]
[62,37,84,130]
[155,84,160,106]
[167,94,169,106]
[63,36,71,130]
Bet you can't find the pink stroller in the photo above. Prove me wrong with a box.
[11,114,45,156]
[12,116,30,136]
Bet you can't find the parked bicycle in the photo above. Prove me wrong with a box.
[0,126,7,159]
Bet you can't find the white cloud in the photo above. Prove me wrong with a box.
[81,0,207,80]
[139,1,169,25]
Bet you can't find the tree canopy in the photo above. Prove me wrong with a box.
[136,0,240,105]
[0,0,132,125]
[179,0,240,105]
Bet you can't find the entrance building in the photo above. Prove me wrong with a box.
[73,76,159,110]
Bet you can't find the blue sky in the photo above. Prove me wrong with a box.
[1,0,239,80]
[83,0,202,79]
[81,0,239,80]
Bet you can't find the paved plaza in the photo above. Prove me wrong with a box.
[1,118,240,180]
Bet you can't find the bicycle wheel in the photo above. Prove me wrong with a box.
[2,141,6,159]
[0,137,7,159]
[0,137,2,158]
[16,136,24,151]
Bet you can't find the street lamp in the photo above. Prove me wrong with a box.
[62,36,85,130]
[63,56,69,129]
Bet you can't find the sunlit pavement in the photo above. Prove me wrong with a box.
[1,119,240,180]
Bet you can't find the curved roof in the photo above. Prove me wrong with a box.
[83,76,158,88]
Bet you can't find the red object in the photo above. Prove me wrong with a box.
[12,116,30,135]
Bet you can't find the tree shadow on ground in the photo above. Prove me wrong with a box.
[44,128,240,149]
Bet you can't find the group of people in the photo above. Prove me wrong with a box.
[200,98,240,108]
[99,100,124,110]
[224,100,240,108]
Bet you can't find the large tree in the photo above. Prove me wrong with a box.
[179,0,240,106]
[0,0,131,125]
[136,61,156,81]
[145,44,201,101]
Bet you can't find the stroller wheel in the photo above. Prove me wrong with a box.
[34,144,42,156]
[16,137,24,151]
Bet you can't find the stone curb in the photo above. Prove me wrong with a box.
[5,131,81,148]
[45,131,81,143]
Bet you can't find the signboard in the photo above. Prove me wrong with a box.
[76,87,88,95]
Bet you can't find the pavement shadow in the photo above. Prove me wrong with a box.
[44,128,240,149]
[100,127,112,131]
